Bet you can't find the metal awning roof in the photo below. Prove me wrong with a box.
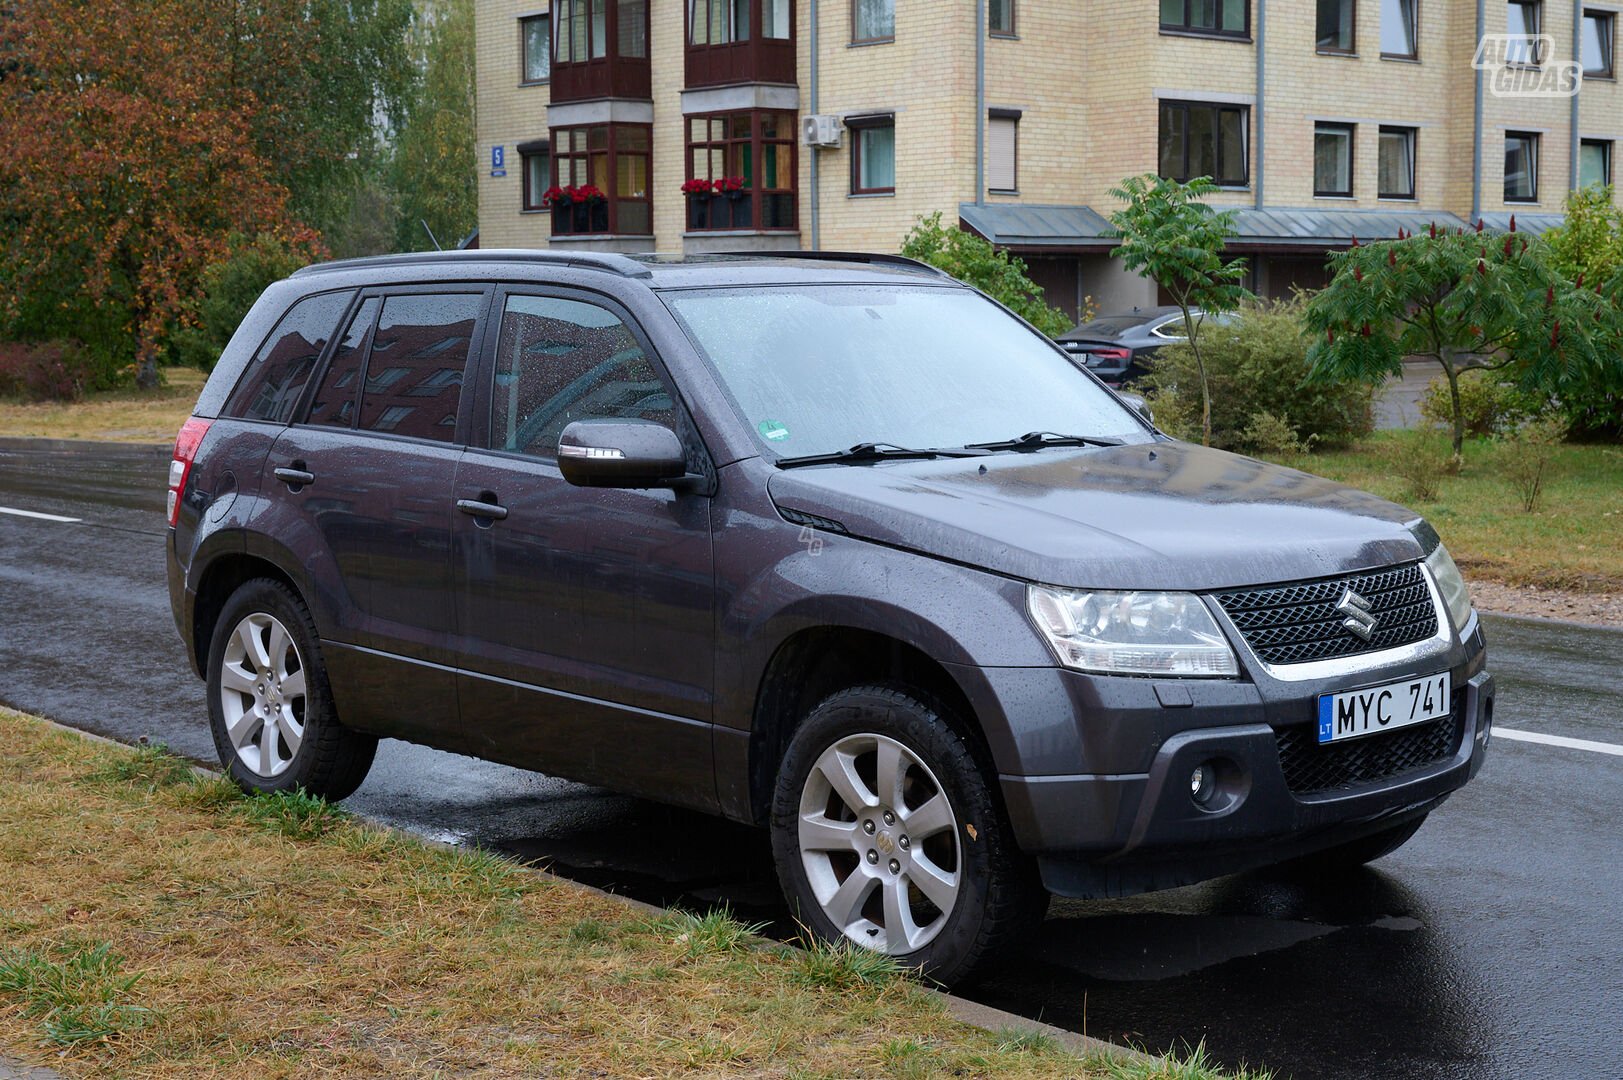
[958,203,1560,249]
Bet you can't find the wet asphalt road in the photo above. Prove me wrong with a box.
[1,438,1620,1080]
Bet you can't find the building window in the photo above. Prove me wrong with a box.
[691,0,747,44]
[1314,123,1354,197]
[1159,0,1248,38]
[1380,0,1418,58]
[1505,2,1543,65]
[1158,100,1248,187]
[555,0,646,61]
[1583,10,1615,77]
[521,142,551,211]
[1378,125,1417,199]
[853,0,893,42]
[522,15,552,83]
[848,114,895,194]
[551,124,651,234]
[989,0,1015,36]
[1317,0,1355,52]
[988,110,1018,193]
[1504,131,1539,203]
[1580,139,1613,188]
[685,111,797,230]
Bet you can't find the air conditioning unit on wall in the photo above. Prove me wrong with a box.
[801,114,843,149]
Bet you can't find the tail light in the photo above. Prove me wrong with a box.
[1088,347,1132,362]
[167,417,212,527]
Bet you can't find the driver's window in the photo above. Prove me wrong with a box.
[490,295,675,458]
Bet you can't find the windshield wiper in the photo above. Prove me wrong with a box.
[775,442,989,469]
[964,431,1125,452]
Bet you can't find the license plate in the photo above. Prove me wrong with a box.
[1317,672,1452,745]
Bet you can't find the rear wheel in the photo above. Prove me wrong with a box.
[770,685,1046,986]
[206,579,376,800]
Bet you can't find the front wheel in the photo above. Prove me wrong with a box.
[205,578,376,800]
[769,685,1046,986]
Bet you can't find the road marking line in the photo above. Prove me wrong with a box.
[1495,727,1623,757]
[0,506,81,523]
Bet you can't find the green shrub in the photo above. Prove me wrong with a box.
[0,340,99,401]
[1144,299,1374,452]
[900,211,1084,336]
[1497,413,1570,512]
[1387,429,1452,501]
[169,234,314,371]
[1418,369,1537,438]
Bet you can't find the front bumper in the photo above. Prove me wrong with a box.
[988,614,1493,899]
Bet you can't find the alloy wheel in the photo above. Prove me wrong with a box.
[218,612,306,778]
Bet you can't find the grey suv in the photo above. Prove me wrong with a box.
[167,250,1494,984]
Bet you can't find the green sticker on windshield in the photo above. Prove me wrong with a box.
[758,420,791,442]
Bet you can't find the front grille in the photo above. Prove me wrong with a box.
[1215,563,1438,667]
[1275,693,1464,795]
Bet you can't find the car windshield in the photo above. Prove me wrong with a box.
[662,284,1145,459]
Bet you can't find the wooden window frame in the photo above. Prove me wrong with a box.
[847,114,896,195]
[520,140,551,211]
[851,0,895,44]
[1583,9,1615,78]
[685,111,798,231]
[1504,130,1540,204]
[520,13,552,85]
[1158,99,1250,188]
[1316,0,1357,54]
[1380,0,1420,60]
[550,124,653,235]
[1160,0,1251,41]
[987,108,1020,194]
[989,0,1016,38]
[1313,122,1356,198]
[1377,125,1418,200]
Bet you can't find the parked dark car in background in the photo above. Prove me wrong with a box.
[1056,306,1233,387]
[166,250,1492,986]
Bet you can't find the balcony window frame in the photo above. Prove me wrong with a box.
[989,0,1016,38]
[1314,122,1356,198]
[847,113,896,195]
[684,111,799,232]
[520,140,552,211]
[1158,99,1250,188]
[1377,125,1418,200]
[1504,130,1540,204]
[1583,9,1615,78]
[684,0,796,86]
[852,0,895,44]
[1580,139,1613,189]
[1159,0,1251,40]
[551,0,649,100]
[520,13,552,85]
[1316,0,1357,54]
[1380,0,1420,60]
[550,123,653,236]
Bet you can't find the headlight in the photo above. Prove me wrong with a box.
[1026,585,1239,677]
[1425,544,1473,631]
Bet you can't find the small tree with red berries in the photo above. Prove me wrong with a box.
[1304,221,1622,456]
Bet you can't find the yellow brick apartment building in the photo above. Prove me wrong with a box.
[476,0,1623,319]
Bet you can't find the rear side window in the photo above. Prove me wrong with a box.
[306,297,379,428]
[224,291,352,423]
[489,294,674,458]
[355,294,483,442]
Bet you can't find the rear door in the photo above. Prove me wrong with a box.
[452,287,717,809]
[258,285,492,744]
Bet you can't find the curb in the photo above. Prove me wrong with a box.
[30,714,1147,1069]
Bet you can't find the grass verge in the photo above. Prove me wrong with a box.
[0,708,1265,1079]
[1265,431,1623,593]
[0,368,203,443]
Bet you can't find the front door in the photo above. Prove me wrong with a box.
[453,288,717,810]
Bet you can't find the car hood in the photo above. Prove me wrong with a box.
[766,441,1427,591]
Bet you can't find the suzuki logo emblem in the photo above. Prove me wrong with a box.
[1335,589,1378,641]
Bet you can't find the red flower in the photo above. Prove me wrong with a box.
[541,185,567,208]
[573,184,606,203]
[681,177,714,195]
[716,175,747,194]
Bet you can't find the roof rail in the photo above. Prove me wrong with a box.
[290,248,653,279]
[693,249,951,278]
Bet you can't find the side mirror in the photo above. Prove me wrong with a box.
[557,419,690,489]
[1115,390,1154,426]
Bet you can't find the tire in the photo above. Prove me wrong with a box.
[769,684,1047,986]
[205,578,376,801]
[1290,814,1429,873]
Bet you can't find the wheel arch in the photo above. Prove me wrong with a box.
[190,552,304,679]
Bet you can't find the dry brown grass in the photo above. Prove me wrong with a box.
[0,368,204,444]
[0,709,1257,1080]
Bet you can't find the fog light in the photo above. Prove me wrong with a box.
[1190,764,1218,807]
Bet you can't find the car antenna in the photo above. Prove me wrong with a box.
[421,220,443,251]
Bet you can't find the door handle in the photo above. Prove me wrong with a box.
[456,498,508,521]
[274,466,315,489]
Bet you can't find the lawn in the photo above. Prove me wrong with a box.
[0,367,203,443]
[1266,431,1623,593]
[0,708,1259,1080]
